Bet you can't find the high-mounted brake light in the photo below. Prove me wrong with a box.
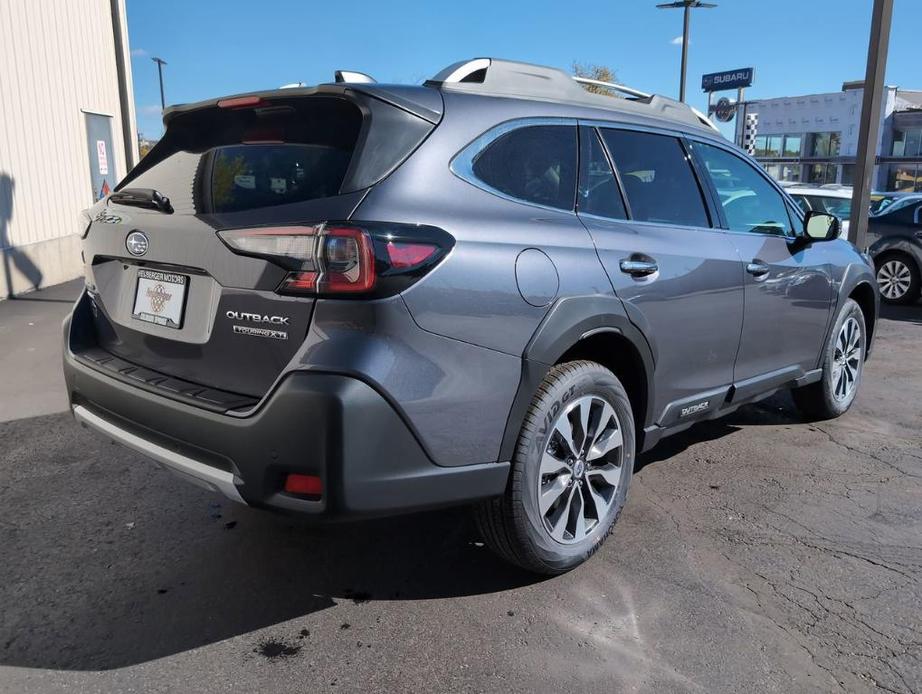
[218,222,453,298]
[217,95,263,109]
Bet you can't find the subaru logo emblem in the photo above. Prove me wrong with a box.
[126,231,149,257]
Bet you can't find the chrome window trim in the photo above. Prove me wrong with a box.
[580,213,731,234]
[449,117,579,214]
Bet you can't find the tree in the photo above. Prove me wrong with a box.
[572,62,621,97]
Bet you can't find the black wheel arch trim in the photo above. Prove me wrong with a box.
[832,263,879,361]
[498,294,656,463]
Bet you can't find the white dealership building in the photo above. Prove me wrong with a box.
[0,0,137,299]
[738,81,922,191]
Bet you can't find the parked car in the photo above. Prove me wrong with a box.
[784,184,852,238]
[867,193,922,303]
[63,58,878,574]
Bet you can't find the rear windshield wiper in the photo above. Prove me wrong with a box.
[108,188,173,214]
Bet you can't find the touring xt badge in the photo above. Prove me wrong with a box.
[227,310,290,340]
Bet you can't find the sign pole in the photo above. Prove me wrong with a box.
[736,87,745,146]
[848,0,893,250]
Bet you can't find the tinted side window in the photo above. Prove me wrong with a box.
[599,129,709,227]
[693,142,794,236]
[472,125,577,211]
[577,127,626,219]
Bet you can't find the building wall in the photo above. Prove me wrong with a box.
[0,0,136,299]
[743,87,895,188]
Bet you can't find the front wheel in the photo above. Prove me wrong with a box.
[793,298,866,420]
[474,361,635,574]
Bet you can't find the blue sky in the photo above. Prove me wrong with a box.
[127,0,920,139]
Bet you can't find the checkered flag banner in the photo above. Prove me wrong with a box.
[743,114,758,155]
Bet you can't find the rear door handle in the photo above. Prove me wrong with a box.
[746,260,770,277]
[619,259,658,277]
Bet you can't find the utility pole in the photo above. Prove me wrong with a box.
[848,0,893,250]
[657,0,717,103]
[151,56,167,111]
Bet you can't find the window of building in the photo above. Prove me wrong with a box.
[805,132,841,158]
[472,125,577,210]
[763,163,783,180]
[753,135,769,157]
[765,135,783,157]
[780,164,801,182]
[841,164,855,186]
[806,163,838,185]
[782,135,802,158]
[892,128,922,157]
[692,142,793,236]
[577,128,627,219]
[600,129,709,227]
[887,164,922,192]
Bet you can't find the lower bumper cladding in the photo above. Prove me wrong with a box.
[72,404,247,504]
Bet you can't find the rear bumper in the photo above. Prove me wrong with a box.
[63,303,509,518]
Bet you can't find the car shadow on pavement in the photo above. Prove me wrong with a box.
[880,302,922,325]
[0,413,540,671]
[636,391,803,471]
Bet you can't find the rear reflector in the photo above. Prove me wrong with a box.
[284,473,323,497]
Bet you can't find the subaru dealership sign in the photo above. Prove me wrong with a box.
[702,68,754,93]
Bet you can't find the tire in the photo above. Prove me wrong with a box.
[474,361,635,575]
[875,251,920,305]
[793,298,866,421]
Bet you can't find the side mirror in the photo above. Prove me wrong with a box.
[804,211,840,241]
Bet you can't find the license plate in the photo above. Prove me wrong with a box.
[132,269,188,329]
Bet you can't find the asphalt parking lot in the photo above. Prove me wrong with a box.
[1,281,920,693]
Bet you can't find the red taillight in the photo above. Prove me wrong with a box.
[284,473,323,497]
[386,242,438,269]
[217,222,452,298]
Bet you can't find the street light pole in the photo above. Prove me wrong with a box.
[151,57,167,111]
[848,0,893,250]
[680,3,690,103]
[657,0,717,103]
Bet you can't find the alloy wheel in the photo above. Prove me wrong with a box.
[831,316,862,402]
[538,395,624,544]
[876,259,912,300]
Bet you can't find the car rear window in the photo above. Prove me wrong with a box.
[120,96,363,214]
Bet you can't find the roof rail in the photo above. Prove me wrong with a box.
[335,70,376,84]
[572,76,650,99]
[427,58,721,134]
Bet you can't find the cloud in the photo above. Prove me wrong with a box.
[139,105,162,116]
[130,48,148,58]
[670,36,684,45]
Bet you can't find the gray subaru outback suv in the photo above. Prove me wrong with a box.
[64,58,878,573]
